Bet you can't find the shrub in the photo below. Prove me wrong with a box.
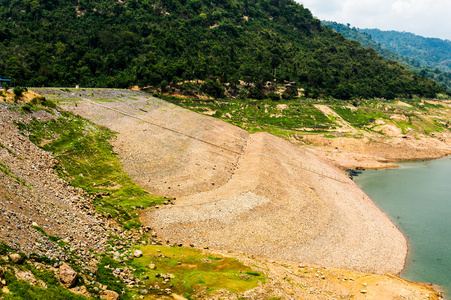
[245,271,261,277]
[13,86,28,102]
[30,96,57,108]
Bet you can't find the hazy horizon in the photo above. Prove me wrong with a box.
[298,0,451,41]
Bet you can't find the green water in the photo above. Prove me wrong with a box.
[354,157,451,297]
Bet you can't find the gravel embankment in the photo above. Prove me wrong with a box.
[61,91,408,275]
[0,103,114,266]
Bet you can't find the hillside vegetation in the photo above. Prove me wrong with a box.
[0,0,444,99]
[323,21,451,93]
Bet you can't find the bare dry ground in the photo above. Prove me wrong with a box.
[301,134,451,169]
[60,90,407,276]
[303,101,451,170]
[229,251,442,300]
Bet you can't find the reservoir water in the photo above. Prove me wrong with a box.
[354,157,451,297]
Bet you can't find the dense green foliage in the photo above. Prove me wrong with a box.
[361,29,451,73]
[3,277,91,300]
[0,0,443,99]
[323,21,451,93]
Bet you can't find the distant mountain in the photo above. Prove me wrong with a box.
[323,21,451,93]
[361,29,451,73]
[322,22,417,67]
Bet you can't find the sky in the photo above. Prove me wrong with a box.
[297,0,451,41]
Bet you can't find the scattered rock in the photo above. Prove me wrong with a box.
[102,290,119,300]
[133,250,143,258]
[2,286,10,294]
[9,253,22,264]
[59,263,78,288]
[139,289,149,295]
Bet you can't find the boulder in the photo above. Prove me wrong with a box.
[133,250,143,258]
[59,263,78,288]
[9,253,22,264]
[139,289,149,295]
[103,290,119,300]
[148,263,156,270]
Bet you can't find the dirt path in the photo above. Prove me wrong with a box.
[62,92,407,275]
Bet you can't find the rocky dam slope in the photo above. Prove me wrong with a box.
[58,90,407,275]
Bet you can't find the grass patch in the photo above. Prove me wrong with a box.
[32,225,67,247]
[29,265,60,286]
[159,94,451,139]
[16,110,164,229]
[95,256,131,298]
[20,96,57,114]
[244,271,261,277]
[0,241,11,255]
[2,270,91,300]
[160,95,335,139]
[28,253,59,265]
[332,106,388,128]
[128,245,264,298]
[0,142,17,156]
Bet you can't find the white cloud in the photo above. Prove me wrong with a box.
[297,0,451,40]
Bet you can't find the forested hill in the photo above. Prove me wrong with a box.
[361,29,451,73]
[323,21,451,93]
[0,0,443,99]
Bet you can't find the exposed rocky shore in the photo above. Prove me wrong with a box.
[62,91,407,275]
